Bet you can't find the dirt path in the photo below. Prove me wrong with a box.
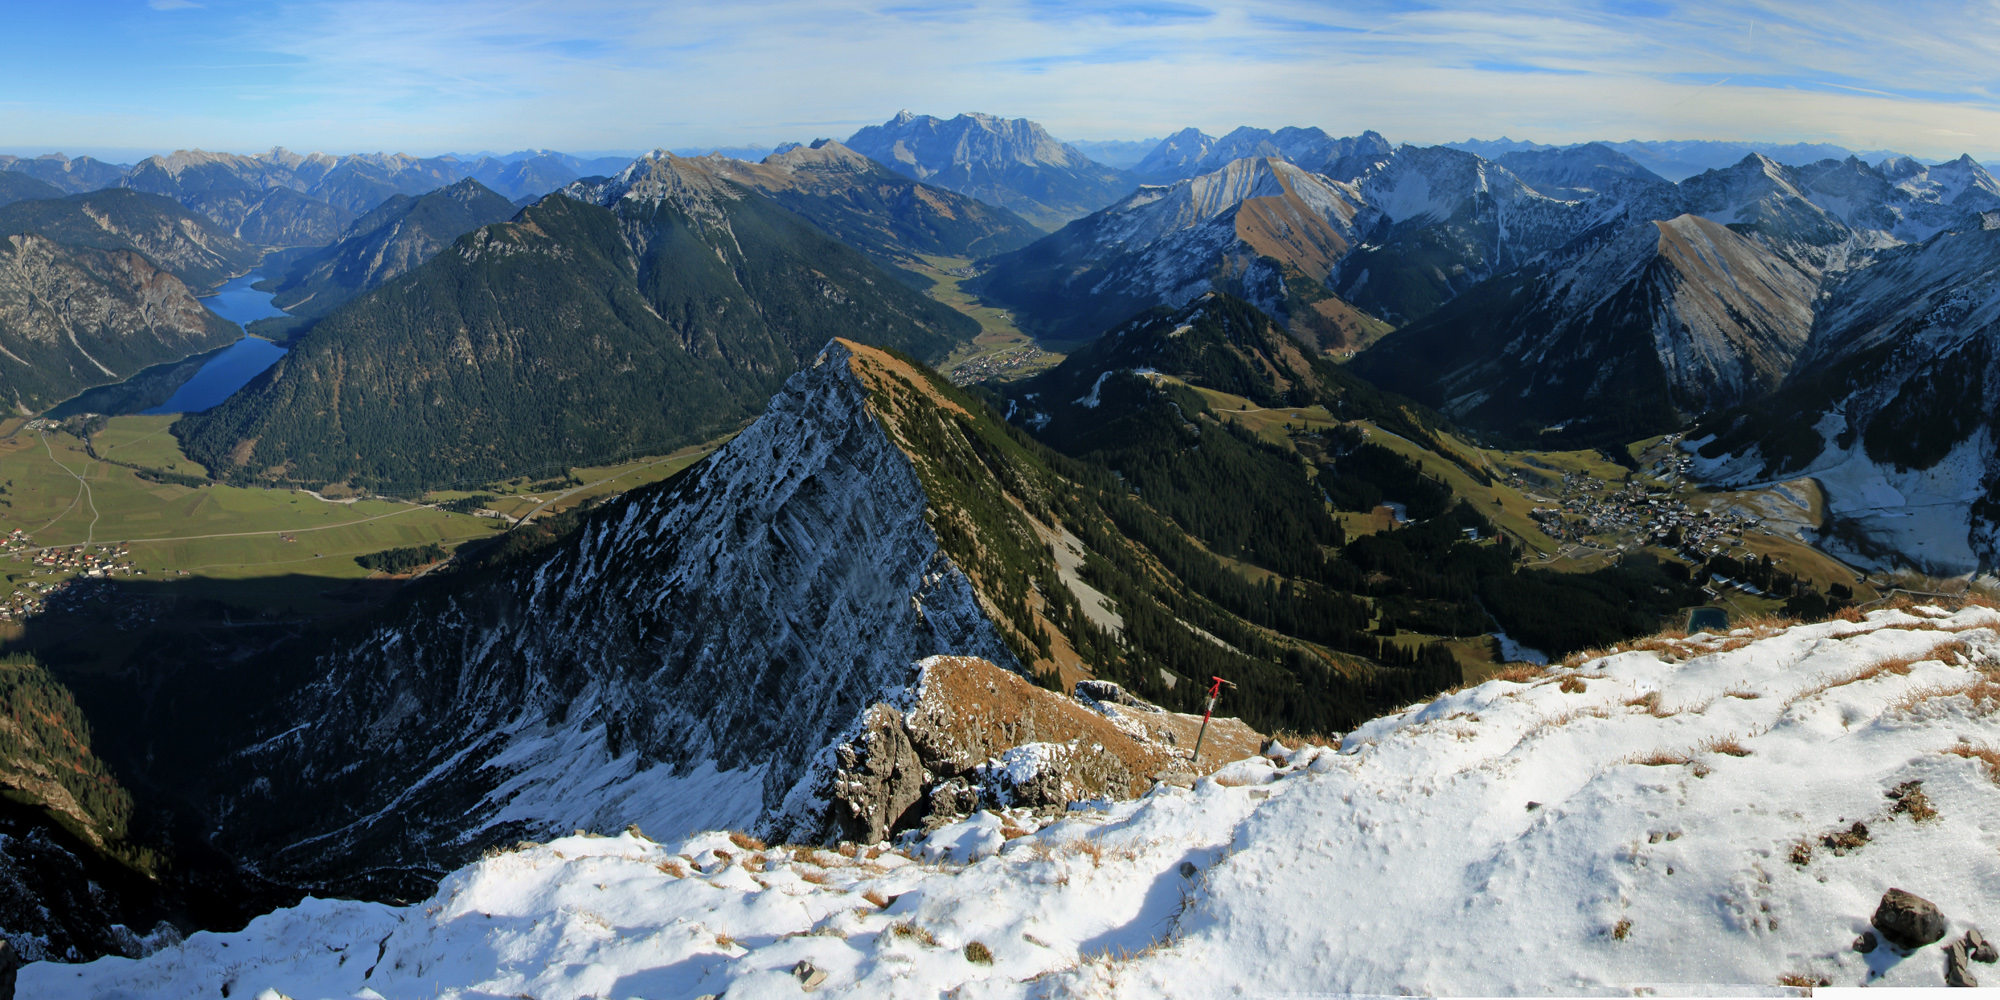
[37,433,100,544]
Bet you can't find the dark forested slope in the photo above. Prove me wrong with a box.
[173,155,978,492]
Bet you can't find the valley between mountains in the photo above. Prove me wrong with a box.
[0,113,1994,994]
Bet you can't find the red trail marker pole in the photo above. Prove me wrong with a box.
[1188,675,1233,770]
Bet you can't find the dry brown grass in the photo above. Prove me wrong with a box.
[1612,918,1632,940]
[1944,741,2000,784]
[1834,605,1869,622]
[1700,736,1753,757]
[1628,749,1692,767]
[1492,663,1550,683]
[1268,728,1338,748]
[1560,647,1612,669]
[1738,613,1801,633]
[1623,691,1679,718]
[728,831,765,851]
[1537,706,1613,730]
[656,858,689,878]
[838,842,859,858]
[1888,674,2000,716]
[889,921,940,947]
[1559,675,1589,694]
[863,889,892,909]
[800,868,833,885]
[964,940,994,964]
[1725,686,1762,699]
[1778,972,1831,990]
[715,931,736,949]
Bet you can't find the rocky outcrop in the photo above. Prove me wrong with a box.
[843,111,1134,230]
[0,235,236,411]
[823,655,1263,843]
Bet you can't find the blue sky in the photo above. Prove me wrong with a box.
[3,0,1997,161]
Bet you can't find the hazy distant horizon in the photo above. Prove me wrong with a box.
[10,1,1997,162]
[0,131,1971,173]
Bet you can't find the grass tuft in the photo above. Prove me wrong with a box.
[1944,741,2000,784]
[890,921,940,947]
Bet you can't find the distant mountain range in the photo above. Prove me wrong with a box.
[1443,137,1916,182]
[1132,127,1393,184]
[842,112,1136,231]
[172,151,981,492]
[6,117,1997,572]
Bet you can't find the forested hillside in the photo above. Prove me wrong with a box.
[173,161,978,493]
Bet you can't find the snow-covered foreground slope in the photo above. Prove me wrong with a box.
[36,605,2000,997]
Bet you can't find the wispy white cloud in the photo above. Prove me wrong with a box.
[4,0,1998,161]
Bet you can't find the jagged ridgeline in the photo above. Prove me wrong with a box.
[141,337,1479,895]
[171,154,980,493]
[0,188,260,294]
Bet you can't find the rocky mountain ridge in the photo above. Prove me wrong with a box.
[1689,220,2000,574]
[172,153,978,492]
[843,111,1135,230]
[157,340,1258,895]
[973,157,1387,350]
[261,177,520,319]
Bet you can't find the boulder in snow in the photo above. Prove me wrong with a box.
[1874,888,1948,949]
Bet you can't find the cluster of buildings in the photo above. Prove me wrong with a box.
[27,544,139,578]
[0,579,48,620]
[0,541,148,623]
[1522,473,1758,557]
[946,345,1054,386]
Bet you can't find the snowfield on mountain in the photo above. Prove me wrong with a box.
[30,603,2000,997]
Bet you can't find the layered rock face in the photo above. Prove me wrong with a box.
[1691,223,2000,573]
[0,235,236,411]
[974,157,1382,349]
[843,111,1135,229]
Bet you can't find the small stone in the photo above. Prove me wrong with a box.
[1854,931,1878,953]
[1873,888,1948,949]
[1179,861,1198,879]
[1526,801,1542,811]
[1947,941,1978,987]
[1969,929,1998,964]
[793,959,829,991]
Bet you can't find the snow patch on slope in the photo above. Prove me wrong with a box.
[42,607,2000,996]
